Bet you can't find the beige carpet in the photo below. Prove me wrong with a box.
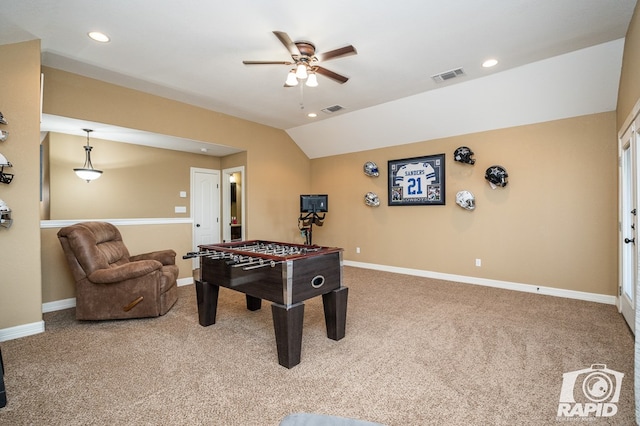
[0,267,635,425]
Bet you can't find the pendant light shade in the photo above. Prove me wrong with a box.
[74,129,103,182]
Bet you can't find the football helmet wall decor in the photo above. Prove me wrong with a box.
[364,192,380,207]
[363,161,379,177]
[0,152,13,184]
[485,165,508,189]
[455,190,476,211]
[0,198,11,228]
[453,146,475,165]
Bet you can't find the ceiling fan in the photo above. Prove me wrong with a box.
[243,31,357,87]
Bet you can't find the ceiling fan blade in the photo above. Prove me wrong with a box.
[273,31,300,56]
[317,45,357,62]
[315,66,349,84]
[243,60,294,65]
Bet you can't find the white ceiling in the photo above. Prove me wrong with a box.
[0,0,636,158]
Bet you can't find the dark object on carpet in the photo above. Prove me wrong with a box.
[0,346,6,408]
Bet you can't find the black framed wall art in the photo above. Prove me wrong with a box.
[388,154,445,206]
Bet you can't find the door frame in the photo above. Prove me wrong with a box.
[619,125,637,333]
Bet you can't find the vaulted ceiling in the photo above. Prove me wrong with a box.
[0,0,636,158]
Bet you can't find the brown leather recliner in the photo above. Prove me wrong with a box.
[57,221,178,320]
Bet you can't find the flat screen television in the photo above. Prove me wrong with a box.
[300,194,328,213]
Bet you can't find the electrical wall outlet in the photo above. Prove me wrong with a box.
[356,247,361,254]
[475,258,482,267]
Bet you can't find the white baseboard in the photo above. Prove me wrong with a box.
[0,320,45,342]
[42,297,76,313]
[177,277,193,287]
[343,260,617,305]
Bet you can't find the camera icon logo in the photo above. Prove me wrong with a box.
[557,364,624,418]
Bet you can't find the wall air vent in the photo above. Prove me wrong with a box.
[321,104,346,114]
[431,67,465,83]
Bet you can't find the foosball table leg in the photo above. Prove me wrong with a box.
[195,280,219,326]
[271,302,305,368]
[322,286,349,341]
[246,295,262,311]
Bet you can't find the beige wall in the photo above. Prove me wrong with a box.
[618,2,640,129]
[48,132,220,219]
[0,40,43,330]
[311,112,618,295]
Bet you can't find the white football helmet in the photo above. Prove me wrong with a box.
[0,130,8,142]
[363,161,379,177]
[0,198,11,228]
[0,152,13,184]
[455,190,475,211]
[364,192,380,207]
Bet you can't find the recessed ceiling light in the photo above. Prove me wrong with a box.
[482,58,498,68]
[88,31,110,43]
[307,113,317,118]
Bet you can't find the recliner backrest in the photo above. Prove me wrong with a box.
[57,222,131,281]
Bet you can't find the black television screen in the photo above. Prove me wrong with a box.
[300,194,328,213]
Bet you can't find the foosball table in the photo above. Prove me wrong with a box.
[186,240,348,368]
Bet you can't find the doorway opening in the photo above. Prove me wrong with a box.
[222,166,245,242]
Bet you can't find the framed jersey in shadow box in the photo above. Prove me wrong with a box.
[388,153,445,206]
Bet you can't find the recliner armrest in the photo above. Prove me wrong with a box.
[130,249,176,266]
[88,260,163,284]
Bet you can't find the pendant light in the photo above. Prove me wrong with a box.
[74,129,103,182]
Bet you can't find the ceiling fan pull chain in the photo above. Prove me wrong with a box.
[299,83,305,110]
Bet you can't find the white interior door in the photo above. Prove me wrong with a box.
[620,126,637,333]
[191,167,220,269]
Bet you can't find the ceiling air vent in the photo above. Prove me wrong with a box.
[321,104,346,114]
[431,67,465,83]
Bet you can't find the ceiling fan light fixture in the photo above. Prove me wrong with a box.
[285,70,299,86]
[306,72,318,87]
[295,63,308,80]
